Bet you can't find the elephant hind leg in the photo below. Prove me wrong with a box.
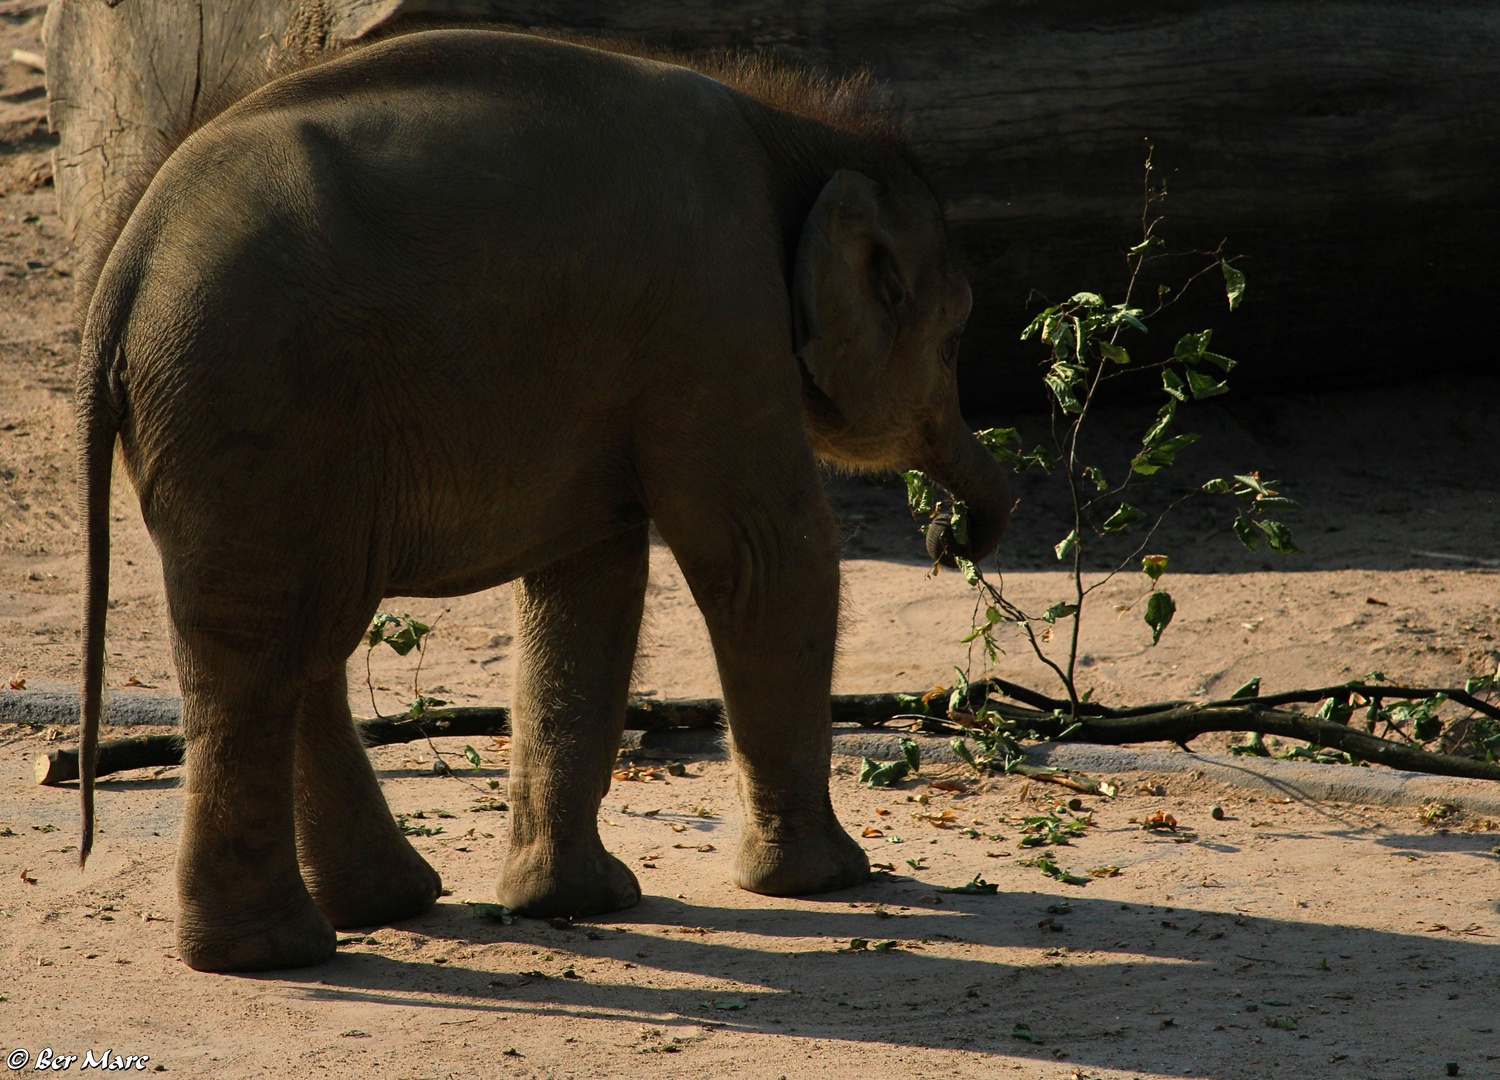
[497,525,649,917]
[172,631,335,972]
[294,665,442,928]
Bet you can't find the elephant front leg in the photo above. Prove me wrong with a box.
[295,666,442,928]
[496,526,648,917]
[659,494,869,897]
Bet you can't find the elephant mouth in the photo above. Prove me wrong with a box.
[914,420,1013,568]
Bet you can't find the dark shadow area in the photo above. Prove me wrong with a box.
[264,881,1500,1077]
[94,777,179,791]
[811,374,1500,574]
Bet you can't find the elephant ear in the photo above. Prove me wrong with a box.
[791,169,909,426]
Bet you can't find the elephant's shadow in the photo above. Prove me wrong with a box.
[262,858,1500,1069]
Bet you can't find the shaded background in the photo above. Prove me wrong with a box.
[44,0,1500,409]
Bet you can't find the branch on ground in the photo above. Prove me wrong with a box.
[31,683,1500,786]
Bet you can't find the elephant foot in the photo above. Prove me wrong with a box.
[732,811,870,896]
[303,846,443,930]
[177,888,336,973]
[497,839,642,918]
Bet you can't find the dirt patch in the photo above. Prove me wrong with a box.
[4,740,1499,1079]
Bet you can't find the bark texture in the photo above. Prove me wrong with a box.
[46,1,1500,404]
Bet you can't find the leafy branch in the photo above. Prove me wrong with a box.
[904,146,1297,719]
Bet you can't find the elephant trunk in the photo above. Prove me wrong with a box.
[915,416,1013,566]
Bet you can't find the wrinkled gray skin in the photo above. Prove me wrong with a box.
[75,30,1011,972]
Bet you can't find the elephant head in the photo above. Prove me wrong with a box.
[791,168,1012,564]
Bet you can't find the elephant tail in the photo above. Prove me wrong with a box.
[75,279,127,869]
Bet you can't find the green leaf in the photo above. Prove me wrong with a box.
[1041,602,1079,624]
[1235,473,1273,495]
[1141,554,1169,582]
[950,501,971,547]
[1083,466,1108,491]
[1231,731,1270,757]
[1142,401,1176,447]
[1466,675,1495,695]
[1201,477,1233,494]
[976,426,1021,450]
[1050,320,1076,360]
[1253,496,1303,513]
[1315,697,1355,726]
[1068,291,1105,307]
[467,902,515,924]
[1098,341,1130,365]
[1131,432,1201,475]
[1021,852,1087,884]
[395,813,443,837]
[859,758,911,788]
[407,695,449,720]
[949,666,971,713]
[1201,350,1238,372]
[1010,1022,1045,1044]
[368,612,432,656]
[1255,519,1301,554]
[902,470,937,515]
[937,874,999,895]
[1129,235,1164,256]
[1045,375,1082,413]
[951,738,979,771]
[1229,677,1261,699]
[1221,260,1246,310]
[1102,504,1146,532]
[1016,444,1056,474]
[1186,369,1229,399]
[1045,363,1087,414]
[463,745,483,771]
[1020,306,1061,340]
[1233,513,1260,551]
[1144,590,1176,645]
[1110,305,1148,333]
[708,996,747,1011]
[1162,369,1188,402]
[953,555,980,586]
[901,737,923,774]
[1053,529,1079,562]
[1173,330,1213,362]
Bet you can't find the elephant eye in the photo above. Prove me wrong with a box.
[942,331,963,368]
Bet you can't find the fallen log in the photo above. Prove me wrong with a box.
[46,0,1500,408]
[32,685,1500,786]
[33,693,918,785]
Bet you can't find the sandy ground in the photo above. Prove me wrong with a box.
[4,7,1500,1077]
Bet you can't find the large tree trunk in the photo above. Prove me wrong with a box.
[42,0,402,258]
[45,1,1500,407]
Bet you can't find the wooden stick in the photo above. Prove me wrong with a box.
[33,687,1500,786]
[9,49,46,73]
[35,693,920,785]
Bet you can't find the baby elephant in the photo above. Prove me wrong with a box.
[75,30,1011,971]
